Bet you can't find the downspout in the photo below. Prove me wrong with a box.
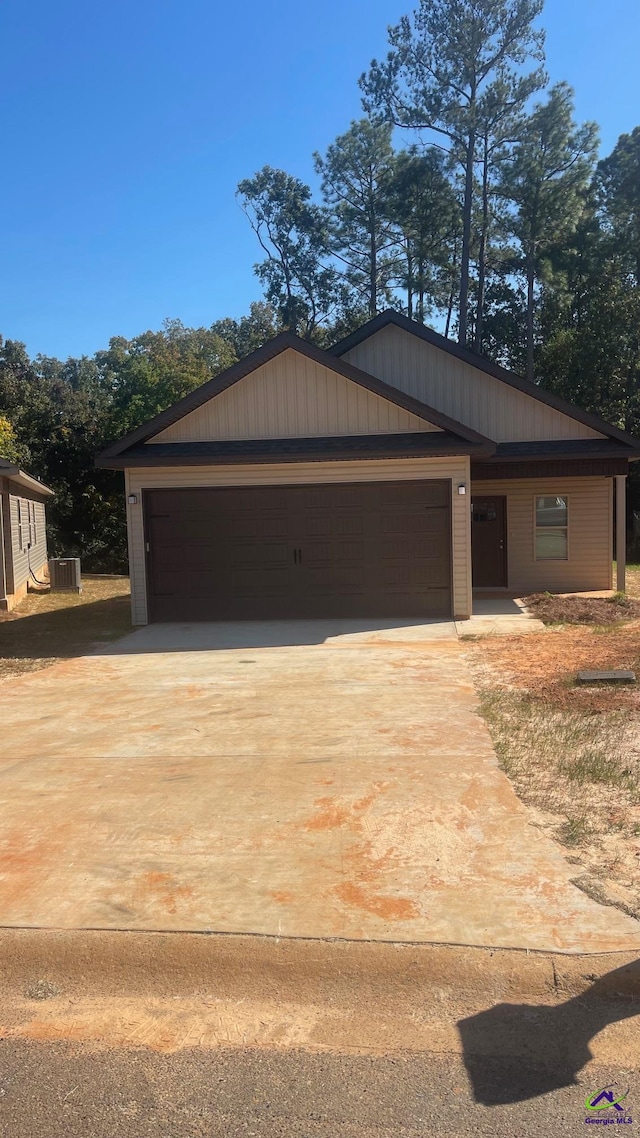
[616,475,627,593]
[0,487,11,606]
[0,496,6,605]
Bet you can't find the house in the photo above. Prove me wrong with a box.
[0,457,53,611]
[96,311,640,626]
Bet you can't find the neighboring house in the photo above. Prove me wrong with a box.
[0,457,53,611]
[96,311,640,626]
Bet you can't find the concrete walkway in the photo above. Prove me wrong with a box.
[0,619,638,953]
[460,596,547,636]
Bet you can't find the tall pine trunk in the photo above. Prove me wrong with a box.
[526,256,536,381]
[445,235,460,339]
[458,130,476,346]
[474,136,490,354]
[406,244,414,320]
[369,225,377,317]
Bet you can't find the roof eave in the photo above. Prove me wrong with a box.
[96,438,495,470]
[1,468,54,496]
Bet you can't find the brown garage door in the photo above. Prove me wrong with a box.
[144,480,452,622]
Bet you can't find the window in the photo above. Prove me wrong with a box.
[31,502,37,545]
[535,495,568,560]
[16,499,23,551]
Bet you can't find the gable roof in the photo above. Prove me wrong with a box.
[331,310,640,452]
[0,457,53,497]
[97,331,494,463]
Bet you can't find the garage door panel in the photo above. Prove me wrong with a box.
[145,481,451,621]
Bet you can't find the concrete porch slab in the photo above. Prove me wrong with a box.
[0,619,637,954]
[458,597,547,636]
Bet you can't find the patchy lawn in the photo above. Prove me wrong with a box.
[468,616,640,921]
[0,575,131,680]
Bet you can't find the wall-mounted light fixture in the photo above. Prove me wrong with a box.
[127,494,138,505]
[457,484,467,496]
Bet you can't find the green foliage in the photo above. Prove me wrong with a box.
[498,83,598,379]
[360,0,546,343]
[236,167,348,339]
[314,119,398,317]
[0,414,26,465]
[385,147,461,323]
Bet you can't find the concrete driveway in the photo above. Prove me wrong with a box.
[1,619,639,953]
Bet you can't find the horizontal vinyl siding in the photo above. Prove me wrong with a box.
[8,493,48,594]
[471,476,613,594]
[343,326,604,443]
[151,349,441,443]
[126,457,471,625]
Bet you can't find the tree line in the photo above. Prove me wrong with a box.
[1,0,639,571]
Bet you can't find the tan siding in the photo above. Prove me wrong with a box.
[343,326,605,443]
[472,476,613,593]
[126,457,471,625]
[8,493,48,594]
[150,349,441,443]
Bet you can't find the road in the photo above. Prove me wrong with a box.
[0,1040,635,1137]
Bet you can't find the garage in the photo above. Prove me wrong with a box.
[144,480,452,622]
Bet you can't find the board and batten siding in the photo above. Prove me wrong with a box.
[7,492,48,594]
[472,476,613,593]
[150,349,442,443]
[125,457,472,625]
[342,325,605,444]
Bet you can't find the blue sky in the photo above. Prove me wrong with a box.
[2,0,639,360]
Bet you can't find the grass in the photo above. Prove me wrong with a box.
[558,749,636,792]
[476,679,640,917]
[559,815,594,848]
[480,686,639,823]
[0,575,132,680]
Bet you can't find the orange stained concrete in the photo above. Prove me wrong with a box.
[1,618,640,953]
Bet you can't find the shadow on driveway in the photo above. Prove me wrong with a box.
[98,618,458,655]
[458,958,640,1105]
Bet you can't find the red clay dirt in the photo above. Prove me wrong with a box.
[475,621,640,711]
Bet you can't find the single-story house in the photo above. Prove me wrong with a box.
[96,311,640,625]
[0,457,53,611]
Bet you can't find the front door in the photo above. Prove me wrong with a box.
[472,496,507,588]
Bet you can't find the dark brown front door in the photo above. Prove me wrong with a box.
[472,496,507,588]
[144,481,452,622]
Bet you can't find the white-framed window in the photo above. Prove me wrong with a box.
[535,495,568,560]
[31,502,37,544]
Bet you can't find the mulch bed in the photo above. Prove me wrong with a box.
[524,592,640,625]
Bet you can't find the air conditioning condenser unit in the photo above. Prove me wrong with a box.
[49,557,82,593]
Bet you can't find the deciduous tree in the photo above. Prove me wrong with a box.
[237,167,347,339]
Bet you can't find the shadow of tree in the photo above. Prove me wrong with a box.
[458,959,640,1105]
[0,596,132,662]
